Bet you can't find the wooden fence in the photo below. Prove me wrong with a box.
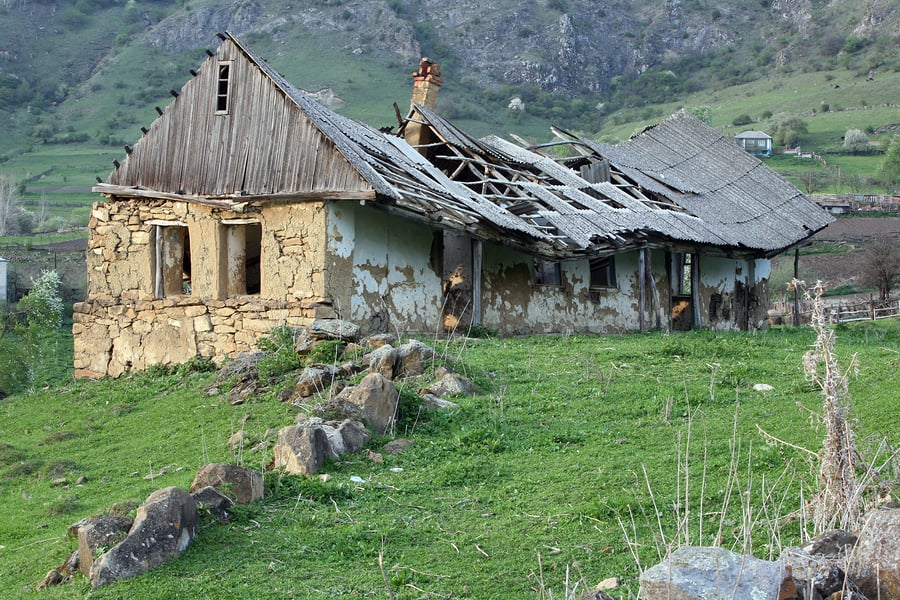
[824,297,900,324]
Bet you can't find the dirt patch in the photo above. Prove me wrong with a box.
[773,216,900,294]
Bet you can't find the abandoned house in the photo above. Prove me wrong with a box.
[72,33,832,378]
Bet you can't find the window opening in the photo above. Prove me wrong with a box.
[216,62,232,113]
[152,225,191,298]
[676,252,692,295]
[223,222,261,296]
[534,259,562,286]
[589,256,616,288]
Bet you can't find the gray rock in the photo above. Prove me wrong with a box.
[90,486,198,589]
[361,333,397,349]
[338,419,371,453]
[383,438,412,455]
[421,393,460,411]
[639,546,783,600]
[190,485,234,523]
[422,372,476,398]
[848,507,900,599]
[348,373,399,435]
[295,364,340,398]
[368,344,399,379]
[189,463,264,504]
[271,425,330,476]
[308,319,360,342]
[395,340,437,378]
[77,516,133,577]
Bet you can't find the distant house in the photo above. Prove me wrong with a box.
[72,33,832,378]
[735,130,773,156]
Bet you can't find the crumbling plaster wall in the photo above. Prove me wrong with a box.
[695,255,771,331]
[74,198,332,378]
[327,204,444,335]
[480,244,656,335]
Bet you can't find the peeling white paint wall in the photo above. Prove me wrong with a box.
[332,205,444,334]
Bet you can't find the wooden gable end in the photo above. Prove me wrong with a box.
[107,39,372,198]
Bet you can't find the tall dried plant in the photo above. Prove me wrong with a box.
[797,280,861,532]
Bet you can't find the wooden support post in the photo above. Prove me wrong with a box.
[472,239,483,326]
[691,252,701,328]
[792,248,801,326]
[638,248,646,332]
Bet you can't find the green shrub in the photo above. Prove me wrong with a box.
[257,325,302,381]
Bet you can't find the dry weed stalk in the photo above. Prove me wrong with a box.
[796,279,861,532]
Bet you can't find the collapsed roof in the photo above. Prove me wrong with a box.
[96,32,832,260]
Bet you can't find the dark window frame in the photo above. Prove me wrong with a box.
[589,256,616,289]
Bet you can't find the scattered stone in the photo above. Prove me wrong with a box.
[226,430,252,448]
[77,516,133,577]
[36,568,65,590]
[338,419,370,453]
[294,364,340,398]
[421,393,459,411]
[75,475,87,485]
[22,491,30,499]
[361,332,397,349]
[90,486,198,589]
[395,340,437,378]
[308,319,360,342]
[383,438,412,455]
[848,507,900,599]
[51,477,68,486]
[365,449,383,463]
[189,463,264,504]
[367,344,400,379]
[596,577,618,591]
[801,529,858,558]
[640,546,783,600]
[143,469,167,480]
[753,383,775,392]
[422,372,476,398]
[313,399,363,422]
[293,327,314,354]
[348,373,399,435]
[271,425,330,476]
[580,591,616,600]
[190,486,234,523]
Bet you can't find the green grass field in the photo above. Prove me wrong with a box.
[1,321,897,598]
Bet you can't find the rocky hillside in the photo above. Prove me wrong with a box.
[0,0,898,151]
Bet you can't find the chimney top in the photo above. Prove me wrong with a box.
[413,57,442,87]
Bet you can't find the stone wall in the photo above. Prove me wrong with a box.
[72,296,331,378]
[75,197,335,378]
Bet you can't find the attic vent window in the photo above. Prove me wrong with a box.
[216,62,232,114]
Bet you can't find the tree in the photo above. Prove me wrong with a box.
[772,117,808,149]
[0,174,21,236]
[860,238,900,300]
[0,270,64,395]
[842,128,869,153]
[878,135,900,194]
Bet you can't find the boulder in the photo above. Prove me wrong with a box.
[308,319,360,342]
[361,332,397,349]
[421,393,459,411]
[383,438,412,455]
[348,373,399,435]
[76,515,133,577]
[189,463,264,504]
[368,344,400,379]
[294,364,340,398]
[848,507,900,598]
[338,419,371,453]
[395,340,437,378]
[422,372,476,398]
[271,425,330,476]
[190,485,234,523]
[639,546,783,600]
[313,398,363,422]
[90,486,198,589]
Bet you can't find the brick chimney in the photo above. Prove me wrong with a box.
[405,57,442,154]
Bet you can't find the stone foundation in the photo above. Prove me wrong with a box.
[73,295,334,378]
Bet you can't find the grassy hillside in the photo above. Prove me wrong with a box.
[1,322,898,598]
